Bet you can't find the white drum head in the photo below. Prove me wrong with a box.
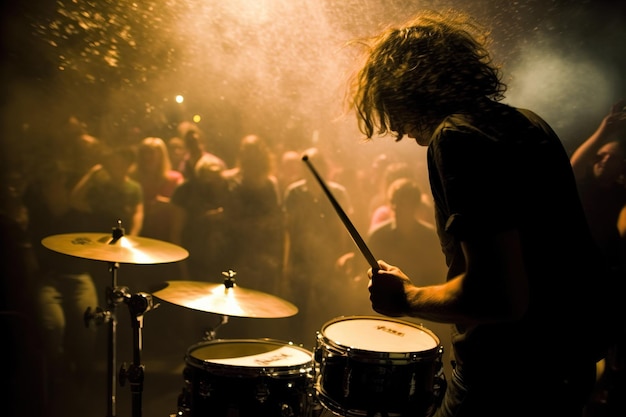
[321,316,438,353]
[189,339,313,368]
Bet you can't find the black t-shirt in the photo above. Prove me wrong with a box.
[427,102,614,378]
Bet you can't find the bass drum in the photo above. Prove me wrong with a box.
[179,338,315,417]
[315,316,445,417]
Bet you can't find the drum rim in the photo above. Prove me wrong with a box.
[186,337,311,352]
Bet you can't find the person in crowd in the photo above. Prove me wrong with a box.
[131,136,183,241]
[368,161,416,229]
[365,154,397,221]
[124,136,185,298]
[177,123,227,180]
[170,153,235,282]
[167,154,237,349]
[70,145,144,236]
[367,177,446,289]
[167,136,187,176]
[21,161,100,417]
[1,170,45,417]
[276,149,304,201]
[223,134,284,295]
[350,10,621,417]
[369,160,436,231]
[281,146,355,348]
[571,100,626,271]
[49,116,105,189]
[571,100,626,417]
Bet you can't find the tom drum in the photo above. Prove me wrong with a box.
[179,338,315,417]
[315,316,445,417]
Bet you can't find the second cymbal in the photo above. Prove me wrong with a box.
[152,280,298,318]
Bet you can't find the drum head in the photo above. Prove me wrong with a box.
[187,339,313,370]
[320,316,439,354]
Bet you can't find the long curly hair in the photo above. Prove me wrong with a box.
[348,10,506,140]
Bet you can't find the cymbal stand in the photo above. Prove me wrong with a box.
[203,315,229,341]
[200,270,234,341]
[84,224,128,417]
[85,262,128,417]
[120,292,158,417]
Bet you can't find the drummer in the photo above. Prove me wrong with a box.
[350,10,619,417]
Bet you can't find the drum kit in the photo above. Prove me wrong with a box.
[42,221,446,417]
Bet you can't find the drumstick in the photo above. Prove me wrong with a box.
[302,154,379,270]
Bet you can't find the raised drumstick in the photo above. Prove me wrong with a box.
[302,154,378,270]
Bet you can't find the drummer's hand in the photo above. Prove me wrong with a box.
[367,260,413,317]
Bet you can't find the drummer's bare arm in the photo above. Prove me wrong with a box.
[368,229,528,326]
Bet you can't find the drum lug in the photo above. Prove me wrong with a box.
[409,371,417,397]
[255,379,270,404]
[433,353,447,407]
[279,402,295,417]
[314,347,323,363]
[182,366,193,384]
[177,387,192,416]
[197,380,214,398]
[342,365,352,398]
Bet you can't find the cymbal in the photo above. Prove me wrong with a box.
[152,280,298,318]
[41,233,189,264]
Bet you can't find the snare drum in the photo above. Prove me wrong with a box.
[315,316,444,417]
[179,339,315,417]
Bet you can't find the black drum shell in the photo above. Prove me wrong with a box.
[180,339,314,417]
[315,316,444,417]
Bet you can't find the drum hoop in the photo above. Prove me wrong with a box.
[185,338,314,375]
[321,345,441,363]
[318,315,441,361]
